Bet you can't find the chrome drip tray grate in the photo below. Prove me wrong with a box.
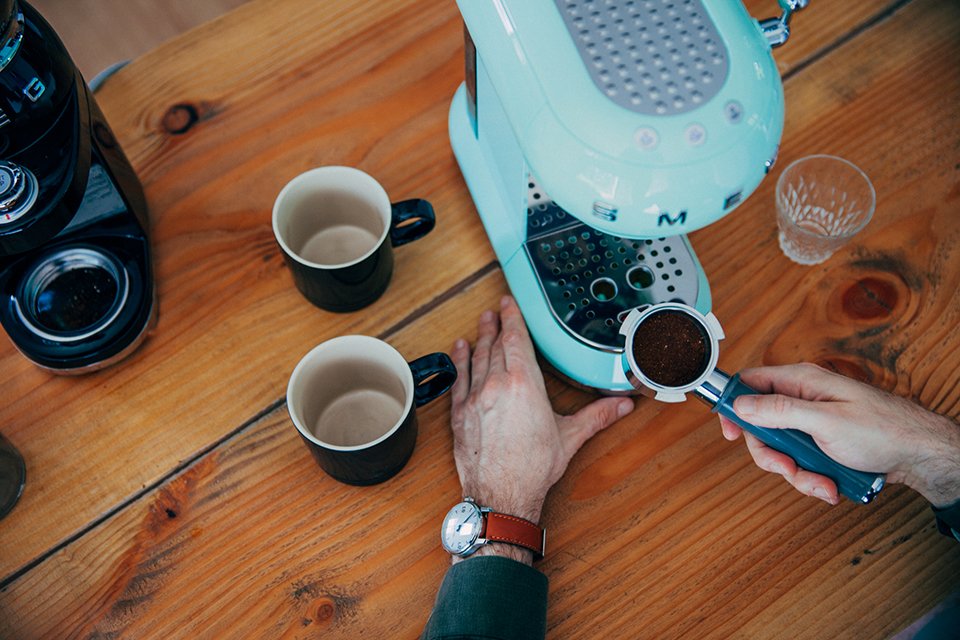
[524,176,699,352]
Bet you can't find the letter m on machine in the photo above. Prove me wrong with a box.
[657,210,687,226]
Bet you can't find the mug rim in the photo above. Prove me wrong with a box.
[272,166,392,270]
[286,335,415,452]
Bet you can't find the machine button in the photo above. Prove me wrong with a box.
[684,123,707,146]
[724,100,744,124]
[0,163,16,197]
[0,161,38,224]
[634,127,659,150]
[0,161,24,204]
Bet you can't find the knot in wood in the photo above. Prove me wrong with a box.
[841,276,900,321]
[162,103,200,135]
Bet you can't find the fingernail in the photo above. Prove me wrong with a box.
[735,395,757,416]
[501,296,511,309]
[617,400,634,418]
[482,310,495,322]
[813,488,831,502]
[455,339,467,351]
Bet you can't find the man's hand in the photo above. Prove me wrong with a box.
[719,363,960,506]
[448,296,634,563]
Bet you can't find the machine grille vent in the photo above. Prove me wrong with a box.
[554,0,729,115]
[523,175,700,352]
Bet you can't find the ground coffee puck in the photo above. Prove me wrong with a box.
[631,309,710,388]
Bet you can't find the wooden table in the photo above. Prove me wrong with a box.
[1,0,958,637]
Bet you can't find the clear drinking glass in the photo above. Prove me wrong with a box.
[776,155,876,265]
[1,432,26,519]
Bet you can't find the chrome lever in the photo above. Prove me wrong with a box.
[758,0,809,48]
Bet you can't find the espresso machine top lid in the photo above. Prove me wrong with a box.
[458,0,789,238]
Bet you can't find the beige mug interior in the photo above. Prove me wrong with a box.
[272,167,391,268]
[287,335,414,451]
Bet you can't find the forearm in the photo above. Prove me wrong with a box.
[904,412,960,508]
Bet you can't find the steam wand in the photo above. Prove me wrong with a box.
[759,0,809,48]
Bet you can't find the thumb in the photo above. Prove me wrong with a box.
[733,393,828,440]
[561,397,634,453]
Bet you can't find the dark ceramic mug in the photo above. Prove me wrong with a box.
[272,166,435,312]
[0,432,26,519]
[286,335,457,485]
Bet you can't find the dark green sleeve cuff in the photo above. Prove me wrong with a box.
[421,556,548,640]
[932,500,960,542]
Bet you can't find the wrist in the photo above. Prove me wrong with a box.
[460,490,545,524]
[451,542,534,566]
[906,414,960,508]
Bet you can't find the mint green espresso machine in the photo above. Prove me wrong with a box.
[449,0,806,393]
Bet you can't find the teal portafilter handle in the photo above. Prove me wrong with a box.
[694,369,885,504]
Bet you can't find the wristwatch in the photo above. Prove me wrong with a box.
[440,497,546,559]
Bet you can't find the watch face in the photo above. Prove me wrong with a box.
[441,501,483,555]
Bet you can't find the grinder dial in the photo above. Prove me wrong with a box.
[0,160,38,225]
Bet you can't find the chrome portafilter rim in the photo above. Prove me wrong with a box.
[619,302,725,402]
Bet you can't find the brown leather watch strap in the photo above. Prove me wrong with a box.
[482,511,545,559]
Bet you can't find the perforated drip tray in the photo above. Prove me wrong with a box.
[524,177,699,352]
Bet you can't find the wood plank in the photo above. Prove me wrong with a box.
[0,0,907,582]
[4,5,959,640]
[0,0,485,579]
[2,266,957,637]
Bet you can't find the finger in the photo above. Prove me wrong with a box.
[450,338,471,415]
[789,468,840,505]
[560,397,634,455]
[742,433,839,505]
[487,314,507,378]
[737,363,849,401]
[718,415,743,441]
[732,393,834,442]
[743,431,798,478]
[497,296,538,373]
[470,309,498,385]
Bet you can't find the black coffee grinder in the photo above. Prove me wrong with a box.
[0,0,155,373]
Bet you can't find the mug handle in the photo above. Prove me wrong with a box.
[409,352,458,407]
[390,199,436,247]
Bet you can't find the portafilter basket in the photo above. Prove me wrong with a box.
[619,302,885,504]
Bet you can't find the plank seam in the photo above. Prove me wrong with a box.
[0,397,286,589]
[1,0,922,593]
[0,260,501,589]
[782,0,915,82]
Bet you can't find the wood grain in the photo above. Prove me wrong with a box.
[30,0,251,81]
[0,0,484,578]
[1,0,959,637]
[0,0,907,582]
